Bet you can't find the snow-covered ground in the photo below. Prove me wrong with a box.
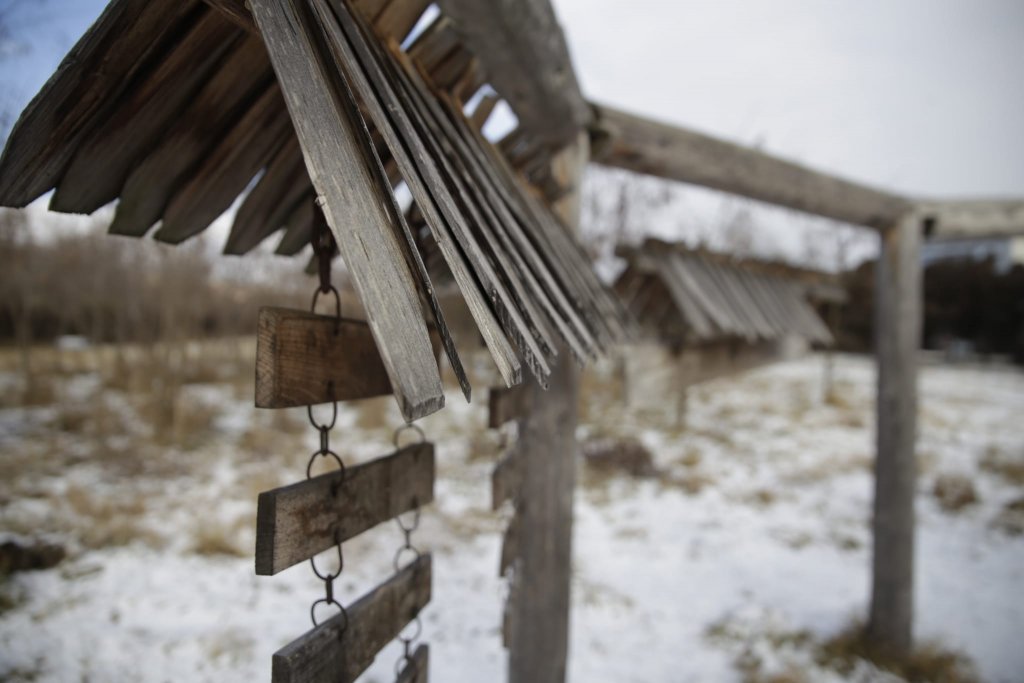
[0,352,1021,682]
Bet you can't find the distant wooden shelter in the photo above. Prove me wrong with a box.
[613,239,840,419]
[3,0,1024,678]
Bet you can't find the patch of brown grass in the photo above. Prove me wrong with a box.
[57,485,164,549]
[190,516,250,558]
[817,621,980,683]
[991,496,1024,536]
[932,473,978,512]
[979,445,1024,486]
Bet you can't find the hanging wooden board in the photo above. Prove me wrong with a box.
[256,442,434,575]
[488,386,528,429]
[255,306,393,408]
[272,554,432,683]
[491,443,523,511]
[396,644,429,683]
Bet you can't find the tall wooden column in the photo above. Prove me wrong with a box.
[867,212,922,657]
[508,135,588,683]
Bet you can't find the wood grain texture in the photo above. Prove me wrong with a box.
[436,0,590,146]
[51,7,242,213]
[255,442,434,575]
[250,0,444,422]
[272,554,432,682]
[591,104,911,230]
[255,306,392,409]
[0,0,202,207]
[491,442,523,512]
[396,644,429,683]
[109,33,274,236]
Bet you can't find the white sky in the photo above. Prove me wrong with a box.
[1,0,1021,267]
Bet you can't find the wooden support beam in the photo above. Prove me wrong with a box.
[435,0,591,146]
[250,0,444,422]
[491,443,524,511]
[919,199,1024,239]
[590,104,912,230]
[255,307,393,409]
[255,442,434,575]
[272,554,432,682]
[867,212,922,658]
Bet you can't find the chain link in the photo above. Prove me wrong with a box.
[393,424,426,675]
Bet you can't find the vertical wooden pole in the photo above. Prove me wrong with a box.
[508,134,588,683]
[867,212,922,658]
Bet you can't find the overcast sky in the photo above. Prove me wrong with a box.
[1,0,1021,265]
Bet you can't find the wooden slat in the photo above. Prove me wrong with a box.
[274,198,316,256]
[373,0,433,42]
[250,0,444,422]
[491,443,523,511]
[651,257,714,339]
[591,104,911,230]
[109,34,274,236]
[407,16,459,72]
[256,442,434,575]
[921,199,1024,239]
[255,306,393,409]
[0,0,203,207]
[225,135,308,255]
[469,93,499,131]
[312,0,475,400]
[155,84,293,243]
[436,0,591,146]
[499,512,520,576]
[396,644,429,683]
[272,554,432,682]
[51,8,242,213]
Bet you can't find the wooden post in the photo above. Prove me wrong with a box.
[507,134,588,683]
[867,212,922,658]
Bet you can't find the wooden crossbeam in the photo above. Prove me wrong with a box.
[920,199,1024,239]
[590,103,912,230]
[272,554,432,683]
[256,443,434,575]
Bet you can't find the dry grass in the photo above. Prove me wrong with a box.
[190,516,250,558]
[979,445,1024,486]
[59,485,165,550]
[932,473,979,512]
[991,496,1024,536]
[818,622,980,683]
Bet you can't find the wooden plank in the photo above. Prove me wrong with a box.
[868,213,921,657]
[491,443,523,511]
[250,0,444,422]
[256,442,433,575]
[488,386,528,429]
[373,0,433,42]
[469,93,499,131]
[396,644,429,683]
[255,306,393,409]
[274,198,316,256]
[51,8,242,213]
[651,257,714,339]
[921,199,1024,239]
[591,104,911,230]
[436,0,591,146]
[499,512,520,576]
[224,135,308,255]
[109,34,274,236]
[0,0,203,207]
[155,84,293,243]
[272,554,432,682]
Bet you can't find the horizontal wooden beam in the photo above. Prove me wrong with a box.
[436,0,591,146]
[590,103,912,230]
[920,199,1024,239]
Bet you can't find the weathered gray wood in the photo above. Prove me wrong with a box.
[920,199,1024,239]
[436,0,591,146]
[109,34,274,236]
[250,0,444,422]
[396,644,429,683]
[488,386,528,429]
[0,0,202,207]
[272,554,432,683]
[256,442,434,575]
[155,84,293,243]
[274,197,316,256]
[499,511,520,576]
[255,306,392,409]
[50,8,242,213]
[868,212,922,658]
[491,443,524,511]
[591,104,912,230]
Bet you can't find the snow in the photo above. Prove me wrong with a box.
[1,353,1022,682]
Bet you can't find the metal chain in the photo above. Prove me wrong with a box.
[393,423,426,677]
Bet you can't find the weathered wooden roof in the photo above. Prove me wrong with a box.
[0,0,629,421]
[616,240,835,346]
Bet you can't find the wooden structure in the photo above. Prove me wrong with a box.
[4,0,1024,676]
[613,239,839,420]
